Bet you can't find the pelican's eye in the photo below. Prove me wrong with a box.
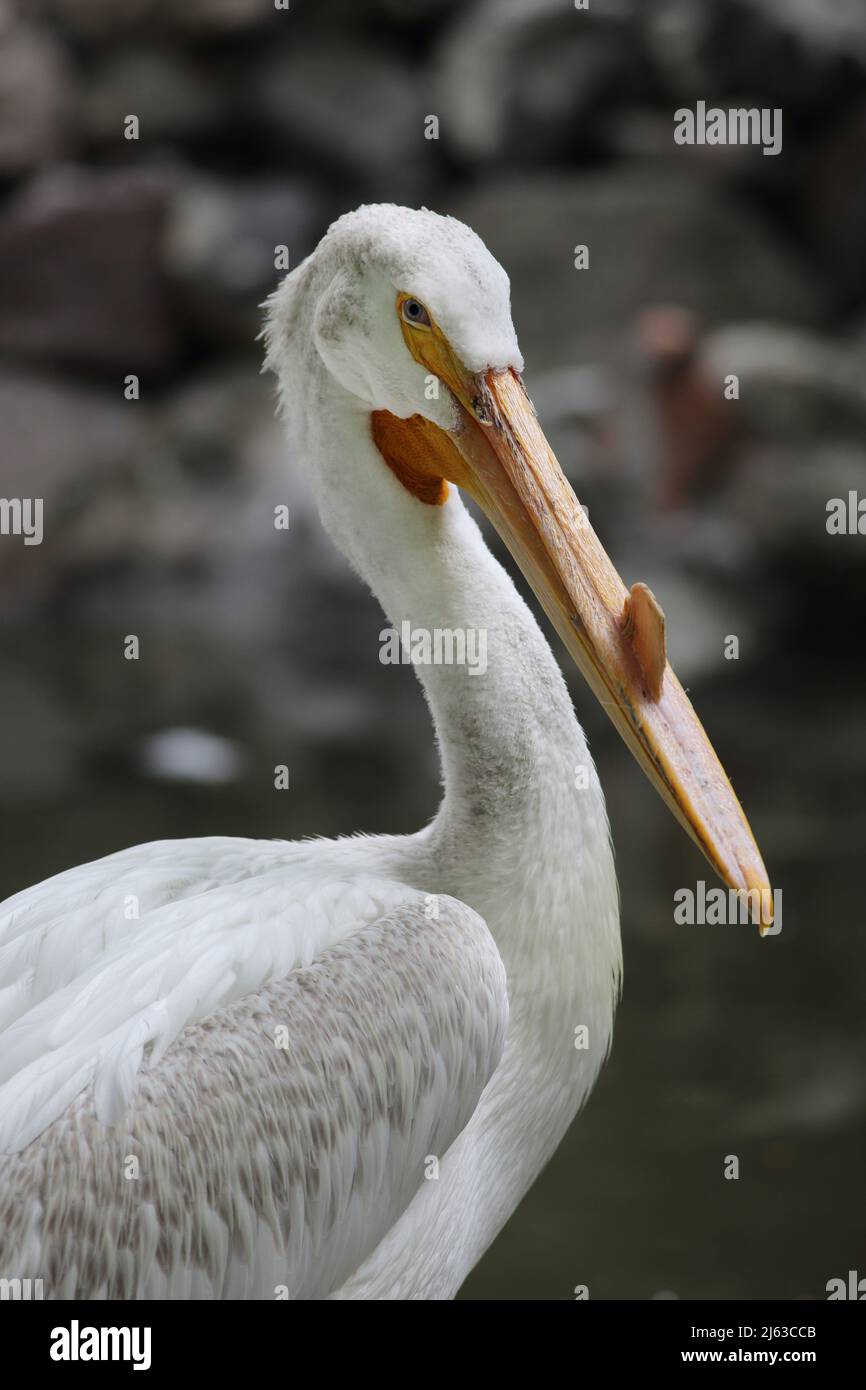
[400,296,432,328]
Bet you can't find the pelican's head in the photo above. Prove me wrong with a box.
[264,204,773,929]
[265,204,522,427]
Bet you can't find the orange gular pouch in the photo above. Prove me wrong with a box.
[370,410,468,507]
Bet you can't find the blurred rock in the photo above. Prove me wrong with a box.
[0,359,355,637]
[36,0,461,40]
[165,176,324,345]
[630,560,754,684]
[529,364,614,427]
[0,20,77,172]
[716,438,866,674]
[619,317,866,578]
[703,322,866,438]
[0,368,146,503]
[603,107,690,164]
[801,99,866,308]
[523,363,618,514]
[157,0,270,31]
[733,441,866,560]
[0,168,176,373]
[149,365,359,627]
[644,0,866,109]
[449,170,826,370]
[33,0,268,38]
[84,49,225,149]
[251,43,430,202]
[155,363,290,538]
[0,368,153,620]
[434,0,641,164]
[642,2,866,307]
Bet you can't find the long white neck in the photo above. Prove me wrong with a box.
[284,361,622,1298]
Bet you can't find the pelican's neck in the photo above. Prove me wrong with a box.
[294,367,620,970]
[297,374,581,833]
[292,369,622,1298]
[376,492,576,833]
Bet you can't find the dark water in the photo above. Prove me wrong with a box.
[2,596,862,1301]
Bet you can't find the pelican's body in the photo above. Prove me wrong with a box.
[0,206,769,1300]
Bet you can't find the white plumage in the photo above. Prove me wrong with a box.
[0,204,768,1299]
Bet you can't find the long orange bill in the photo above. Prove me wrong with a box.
[378,307,773,931]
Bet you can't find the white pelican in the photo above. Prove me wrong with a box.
[0,205,772,1301]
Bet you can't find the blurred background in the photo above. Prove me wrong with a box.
[1,0,865,1299]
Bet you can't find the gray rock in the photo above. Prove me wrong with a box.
[801,99,866,307]
[642,2,866,305]
[36,0,458,38]
[0,368,154,621]
[434,0,639,164]
[32,0,268,38]
[730,441,866,557]
[165,176,324,345]
[0,168,176,372]
[703,322,866,438]
[0,368,147,502]
[84,49,226,148]
[644,0,866,106]
[0,22,77,173]
[448,170,827,370]
[4,361,357,637]
[251,42,430,202]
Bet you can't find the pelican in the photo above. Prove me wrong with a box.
[0,205,772,1301]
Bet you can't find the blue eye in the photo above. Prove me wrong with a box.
[401,297,432,327]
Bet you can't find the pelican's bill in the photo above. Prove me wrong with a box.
[376,316,773,932]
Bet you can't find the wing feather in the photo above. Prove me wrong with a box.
[0,839,508,1299]
[0,839,416,1150]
